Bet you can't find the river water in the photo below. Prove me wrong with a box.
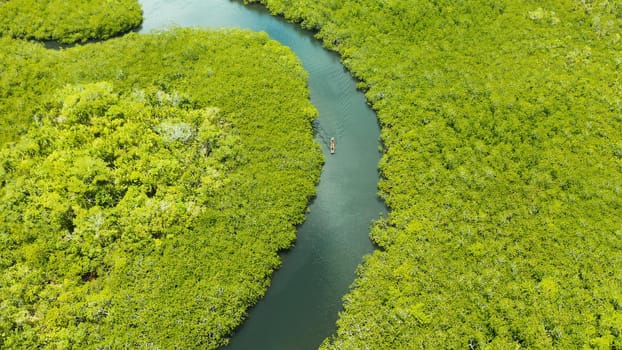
[138,1,387,348]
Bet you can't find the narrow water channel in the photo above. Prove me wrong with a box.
[138,1,387,348]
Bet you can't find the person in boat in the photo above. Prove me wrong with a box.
[330,137,335,154]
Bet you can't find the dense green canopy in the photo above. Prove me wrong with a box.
[0,29,322,349]
[249,0,622,348]
[0,0,142,43]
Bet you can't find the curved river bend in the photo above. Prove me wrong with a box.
[138,1,387,348]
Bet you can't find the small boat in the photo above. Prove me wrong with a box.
[330,137,335,154]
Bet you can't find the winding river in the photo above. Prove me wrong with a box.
[138,1,387,348]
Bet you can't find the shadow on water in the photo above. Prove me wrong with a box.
[42,27,142,50]
[137,1,387,349]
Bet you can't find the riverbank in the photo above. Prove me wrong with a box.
[140,0,384,347]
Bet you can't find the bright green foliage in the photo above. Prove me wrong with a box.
[1,82,235,347]
[248,0,622,348]
[0,0,142,43]
[0,38,51,144]
[0,29,322,349]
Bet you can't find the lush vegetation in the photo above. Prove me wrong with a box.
[248,0,622,348]
[0,0,142,43]
[0,29,322,349]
